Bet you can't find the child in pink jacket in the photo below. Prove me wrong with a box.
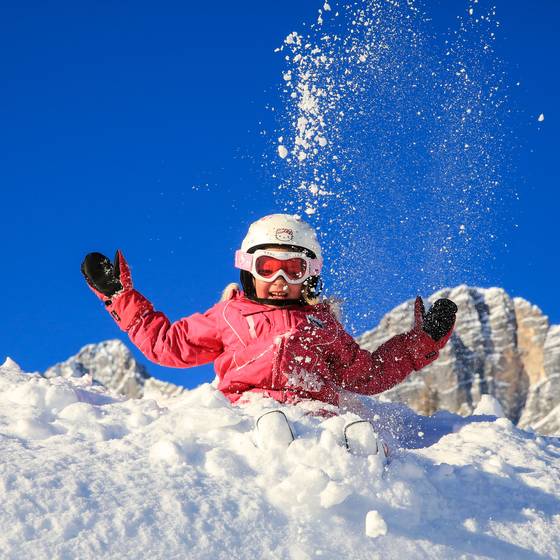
[81,214,457,454]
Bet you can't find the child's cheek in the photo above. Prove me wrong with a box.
[289,285,303,298]
[254,280,269,298]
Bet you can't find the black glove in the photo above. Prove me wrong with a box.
[81,251,123,298]
[422,298,458,342]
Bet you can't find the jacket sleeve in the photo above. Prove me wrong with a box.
[104,289,223,368]
[332,326,445,395]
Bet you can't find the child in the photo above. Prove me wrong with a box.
[81,214,457,455]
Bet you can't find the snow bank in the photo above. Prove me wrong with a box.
[1,361,560,559]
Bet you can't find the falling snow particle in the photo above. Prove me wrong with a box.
[464,518,479,533]
[538,113,544,122]
[278,145,288,159]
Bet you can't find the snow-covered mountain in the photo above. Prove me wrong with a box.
[2,357,560,559]
[358,285,560,435]
[44,339,184,399]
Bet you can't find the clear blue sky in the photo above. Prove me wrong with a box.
[2,1,558,388]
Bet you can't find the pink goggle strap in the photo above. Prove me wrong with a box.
[235,250,254,271]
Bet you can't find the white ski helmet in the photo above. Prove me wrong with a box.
[240,214,322,259]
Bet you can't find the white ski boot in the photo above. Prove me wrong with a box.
[344,420,388,460]
[255,410,295,451]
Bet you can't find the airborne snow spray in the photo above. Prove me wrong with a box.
[270,0,515,335]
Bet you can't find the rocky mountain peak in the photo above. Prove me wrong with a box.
[44,339,183,399]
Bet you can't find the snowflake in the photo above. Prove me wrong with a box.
[285,367,325,393]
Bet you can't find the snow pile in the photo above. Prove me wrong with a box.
[2,358,560,559]
[473,394,506,418]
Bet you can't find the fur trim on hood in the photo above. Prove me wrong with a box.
[220,283,241,302]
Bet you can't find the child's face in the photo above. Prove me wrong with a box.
[253,247,304,302]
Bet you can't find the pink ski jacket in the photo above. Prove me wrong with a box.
[104,286,452,406]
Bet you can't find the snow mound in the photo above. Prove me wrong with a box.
[473,394,506,418]
[365,510,388,538]
[1,362,560,559]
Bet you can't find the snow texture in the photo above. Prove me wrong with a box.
[365,510,388,539]
[473,394,505,418]
[2,358,560,559]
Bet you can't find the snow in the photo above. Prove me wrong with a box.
[278,144,289,159]
[473,394,505,417]
[270,0,515,334]
[365,510,388,538]
[2,361,560,559]
[255,410,294,451]
[538,113,545,122]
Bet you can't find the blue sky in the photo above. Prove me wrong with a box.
[2,1,558,388]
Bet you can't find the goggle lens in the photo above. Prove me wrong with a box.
[255,255,307,281]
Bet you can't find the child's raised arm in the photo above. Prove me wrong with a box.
[81,251,223,368]
[333,297,456,395]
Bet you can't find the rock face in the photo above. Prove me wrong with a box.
[44,340,183,399]
[357,285,560,434]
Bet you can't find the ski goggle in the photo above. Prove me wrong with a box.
[235,249,322,284]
